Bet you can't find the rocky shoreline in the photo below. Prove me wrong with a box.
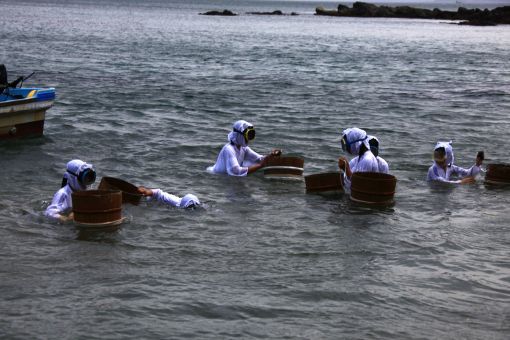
[199,3,509,26]
[316,2,510,26]
[200,10,298,16]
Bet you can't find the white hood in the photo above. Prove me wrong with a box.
[180,194,200,209]
[342,127,369,155]
[228,120,253,147]
[434,141,454,167]
[63,159,94,191]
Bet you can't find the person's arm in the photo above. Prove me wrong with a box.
[45,189,73,222]
[224,146,249,176]
[244,147,264,163]
[427,166,468,184]
[338,157,352,178]
[138,187,181,207]
[247,158,267,174]
[246,149,283,174]
[451,165,479,178]
[453,153,483,179]
[244,148,281,173]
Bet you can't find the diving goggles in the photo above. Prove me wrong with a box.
[67,167,97,186]
[234,126,256,142]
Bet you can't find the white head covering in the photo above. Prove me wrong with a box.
[228,120,253,147]
[179,194,200,209]
[367,135,380,157]
[434,141,454,167]
[63,159,95,191]
[341,127,369,155]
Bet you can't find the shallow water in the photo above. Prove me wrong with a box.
[1,0,510,339]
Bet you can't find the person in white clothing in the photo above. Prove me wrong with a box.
[338,127,379,191]
[137,187,200,209]
[45,159,96,222]
[368,135,389,174]
[427,141,483,184]
[208,120,280,176]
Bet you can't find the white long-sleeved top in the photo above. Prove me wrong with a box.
[343,151,380,192]
[147,189,200,208]
[147,189,181,207]
[208,142,263,176]
[45,185,73,220]
[427,163,480,184]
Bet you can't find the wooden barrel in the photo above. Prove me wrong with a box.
[485,163,510,184]
[350,172,397,205]
[72,190,122,224]
[98,176,142,205]
[305,172,343,193]
[263,156,304,178]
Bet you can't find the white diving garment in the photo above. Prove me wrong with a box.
[343,150,380,192]
[208,120,264,176]
[208,142,263,176]
[45,184,73,220]
[427,163,480,184]
[45,159,95,221]
[147,189,200,208]
[427,141,480,184]
[341,128,380,192]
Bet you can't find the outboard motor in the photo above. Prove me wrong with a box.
[0,65,34,94]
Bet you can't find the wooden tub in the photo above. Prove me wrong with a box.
[485,163,510,184]
[72,190,123,227]
[263,156,304,178]
[305,172,343,194]
[350,172,397,205]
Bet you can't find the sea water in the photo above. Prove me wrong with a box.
[1,0,509,338]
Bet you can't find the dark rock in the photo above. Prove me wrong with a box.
[315,2,510,25]
[315,6,340,16]
[247,10,283,15]
[394,6,433,19]
[200,9,237,16]
[337,4,349,13]
[376,6,396,17]
[352,2,379,17]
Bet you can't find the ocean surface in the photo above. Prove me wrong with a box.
[1,0,510,339]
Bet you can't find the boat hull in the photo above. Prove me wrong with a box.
[0,88,55,139]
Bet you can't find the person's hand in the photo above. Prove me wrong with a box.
[271,149,282,157]
[460,176,476,184]
[137,186,153,197]
[249,157,268,174]
[59,212,74,223]
[260,155,270,168]
[262,152,277,167]
[338,157,348,171]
